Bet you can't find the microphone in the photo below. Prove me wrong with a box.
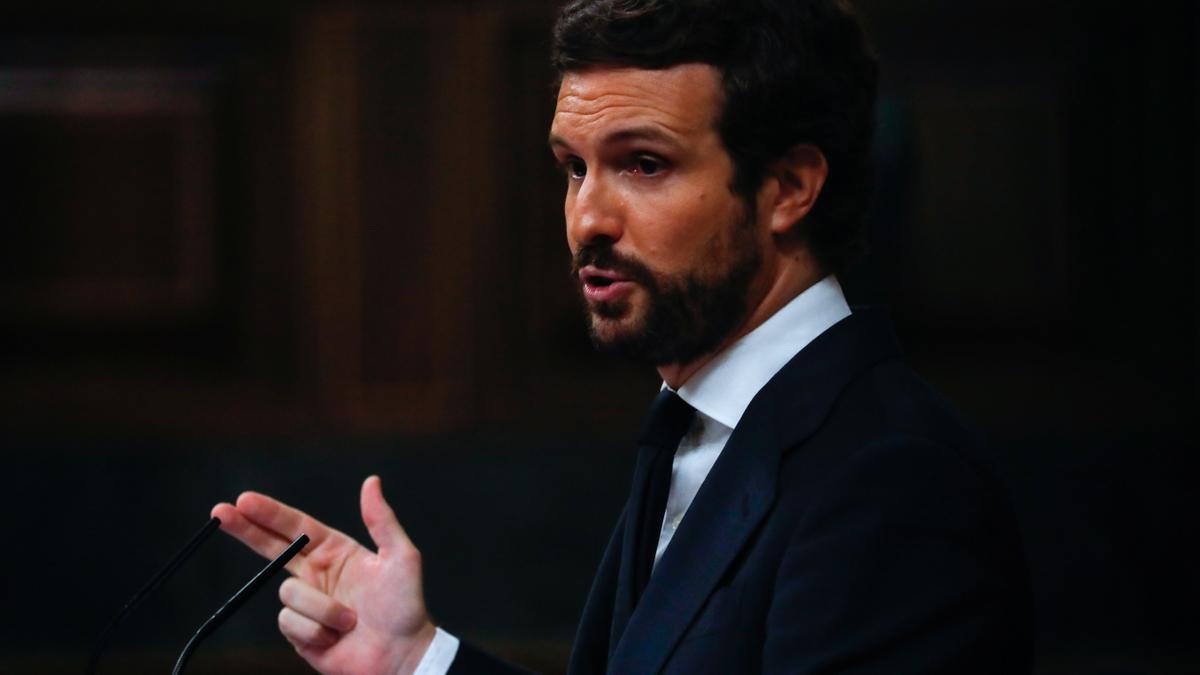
[88,517,223,675]
[171,533,309,675]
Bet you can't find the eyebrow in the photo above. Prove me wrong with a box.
[548,125,682,151]
[605,126,680,146]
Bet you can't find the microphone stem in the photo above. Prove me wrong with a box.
[172,533,309,675]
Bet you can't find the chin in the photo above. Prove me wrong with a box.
[587,311,644,350]
[588,314,634,344]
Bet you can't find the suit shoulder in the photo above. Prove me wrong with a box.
[771,356,1024,560]
[837,358,974,444]
[773,356,1011,522]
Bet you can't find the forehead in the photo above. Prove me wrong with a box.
[550,64,723,145]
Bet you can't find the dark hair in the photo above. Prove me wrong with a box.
[552,0,877,275]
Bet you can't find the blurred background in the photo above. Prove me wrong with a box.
[0,0,1194,673]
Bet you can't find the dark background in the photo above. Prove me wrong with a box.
[0,1,1195,673]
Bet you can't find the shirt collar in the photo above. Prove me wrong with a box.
[668,275,851,430]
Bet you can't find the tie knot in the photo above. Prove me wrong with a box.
[638,390,696,449]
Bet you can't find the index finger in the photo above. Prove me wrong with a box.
[211,501,295,562]
[211,492,347,580]
[234,491,351,553]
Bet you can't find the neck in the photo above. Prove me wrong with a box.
[657,251,824,389]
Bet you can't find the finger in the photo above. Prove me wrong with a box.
[212,502,294,561]
[360,475,409,552]
[235,490,344,550]
[279,577,357,633]
[278,607,340,649]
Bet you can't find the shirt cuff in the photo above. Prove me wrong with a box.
[412,627,460,675]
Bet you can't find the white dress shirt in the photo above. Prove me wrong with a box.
[418,276,851,674]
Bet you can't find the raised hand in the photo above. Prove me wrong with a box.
[211,476,436,675]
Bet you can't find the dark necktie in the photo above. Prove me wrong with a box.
[632,389,696,601]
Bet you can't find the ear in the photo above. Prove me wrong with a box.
[765,144,828,236]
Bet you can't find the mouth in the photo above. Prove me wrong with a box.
[579,266,635,303]
[579,265,627,286]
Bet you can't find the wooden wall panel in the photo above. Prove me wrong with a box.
[0,2,652,436]
[0,69,215,321]
[0,28,308,432]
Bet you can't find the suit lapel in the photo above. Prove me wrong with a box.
[606,310,902,673]
[608,416,779,674]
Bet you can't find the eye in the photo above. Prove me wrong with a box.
[563,158,587,180]
[632,155,665,176]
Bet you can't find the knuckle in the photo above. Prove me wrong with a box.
[397,543,422,566]
[278,578,293,603]
[321,602,341,625]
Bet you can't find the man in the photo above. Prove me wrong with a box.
[213,0,1034,673]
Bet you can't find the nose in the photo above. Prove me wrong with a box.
[566,174,623,248]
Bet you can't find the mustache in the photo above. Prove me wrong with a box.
[570,242,656,286]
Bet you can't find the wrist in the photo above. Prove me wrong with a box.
[394,622,438,675]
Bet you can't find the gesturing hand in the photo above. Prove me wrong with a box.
[212,476,436,675]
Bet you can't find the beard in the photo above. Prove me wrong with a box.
[570,214,762,367]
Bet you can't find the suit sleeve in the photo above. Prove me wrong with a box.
[763,435,1033,674]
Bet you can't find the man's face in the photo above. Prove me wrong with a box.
[549,64,765,366]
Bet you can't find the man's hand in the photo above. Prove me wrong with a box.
[212,476,436,675]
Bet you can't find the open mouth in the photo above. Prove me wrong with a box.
[578,266,635,303]
[579,265,627,287]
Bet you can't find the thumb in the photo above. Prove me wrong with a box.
[360,475,407,552]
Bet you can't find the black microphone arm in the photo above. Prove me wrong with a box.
[87,517,222,675]
[172,533,309,675]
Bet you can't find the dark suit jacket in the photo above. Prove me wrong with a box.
[453,310,1033,674]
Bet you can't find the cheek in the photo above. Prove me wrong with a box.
[642,193,742,265]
